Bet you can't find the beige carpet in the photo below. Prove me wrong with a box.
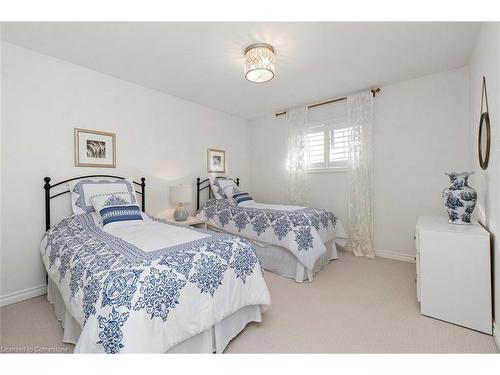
[0,251,497,353]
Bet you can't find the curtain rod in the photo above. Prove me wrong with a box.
[275,87,381,117]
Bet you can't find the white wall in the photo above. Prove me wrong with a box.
[0,33,3,290]
[0,42,250,305]
[468,23,500,337]
[250,67,471,260]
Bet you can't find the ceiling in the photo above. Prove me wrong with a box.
[1,22,479,120]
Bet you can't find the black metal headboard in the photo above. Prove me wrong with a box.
[196,177,239,210]
[43,175,146,231]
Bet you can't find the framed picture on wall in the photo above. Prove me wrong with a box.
[207,148,226,173]
[74,128,116,168]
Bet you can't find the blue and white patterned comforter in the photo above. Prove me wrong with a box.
[40,213,271,353]
[199,199,348,271]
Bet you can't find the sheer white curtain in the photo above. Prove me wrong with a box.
[347,92,375,258]
[285,107,309,205]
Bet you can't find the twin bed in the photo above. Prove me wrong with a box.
[196,177,348,282]
[41,175,270,354]
[41,175,347,353]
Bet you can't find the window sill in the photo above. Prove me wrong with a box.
[307,167,349,174]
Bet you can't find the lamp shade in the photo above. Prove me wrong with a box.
[170,185,192,204]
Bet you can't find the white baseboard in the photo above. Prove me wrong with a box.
[374,249,416,263]
[494,321,500,353]
[0,284,47,307]
[341,245,416,263]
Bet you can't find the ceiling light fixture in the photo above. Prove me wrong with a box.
[244,43,275,83]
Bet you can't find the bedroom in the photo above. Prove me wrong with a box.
[0,0,499,369]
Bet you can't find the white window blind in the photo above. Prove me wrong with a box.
[329,127,349,162]
[307,121,349,171]
[307,128,325,168]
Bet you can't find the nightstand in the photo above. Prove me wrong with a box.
[165,216,207,230]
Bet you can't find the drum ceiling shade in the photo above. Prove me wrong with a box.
[244,43,275,83]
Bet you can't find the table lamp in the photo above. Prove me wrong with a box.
[170,185,192,221]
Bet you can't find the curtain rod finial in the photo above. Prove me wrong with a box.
[371,88,381,97]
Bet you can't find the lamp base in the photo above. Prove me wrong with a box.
[174,205,189,221]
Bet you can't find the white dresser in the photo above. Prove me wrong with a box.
[416,216,492,334]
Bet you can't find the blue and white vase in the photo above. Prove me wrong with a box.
[442,172,477,225]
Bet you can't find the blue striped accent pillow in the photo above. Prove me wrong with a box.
[232,192,254,205]
[99,205,143,226]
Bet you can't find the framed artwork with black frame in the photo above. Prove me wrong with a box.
[207,148,225,173]
[74,128,116,168]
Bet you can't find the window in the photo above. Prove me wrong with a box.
[307,121,349,171]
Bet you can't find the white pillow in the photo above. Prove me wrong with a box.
[68,177,138,215]
[91,192,143,227]
[91,191,133,209]
[209,177,225,199]
[223,185,240,205]
[209,177,238,199]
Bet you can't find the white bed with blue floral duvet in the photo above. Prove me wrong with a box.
[197,177,349,282]
[40,176,271,354]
